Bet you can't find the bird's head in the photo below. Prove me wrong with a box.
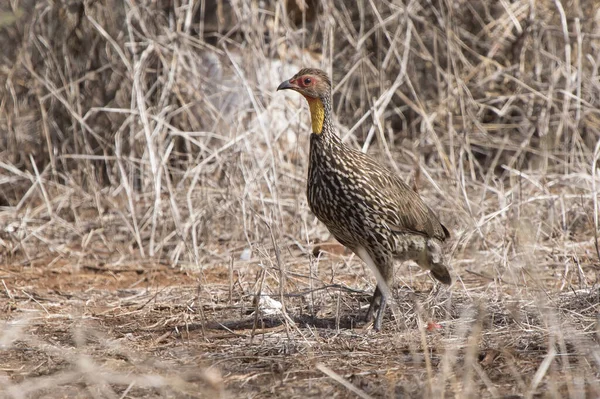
[277,68,331,134]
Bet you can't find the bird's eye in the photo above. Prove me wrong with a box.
[304,77,312,85]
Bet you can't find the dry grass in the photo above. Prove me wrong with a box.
[1,0,599,397]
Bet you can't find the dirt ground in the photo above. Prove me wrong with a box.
[1,244,599,398]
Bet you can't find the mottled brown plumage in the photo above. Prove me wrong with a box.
[278,68,451,330]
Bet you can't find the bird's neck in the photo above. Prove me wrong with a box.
[305,95,336,141]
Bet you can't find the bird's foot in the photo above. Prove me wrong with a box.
[373,296,387,331]
[365,287,380,323]
[366,302,375,324]
[365,289,386,331]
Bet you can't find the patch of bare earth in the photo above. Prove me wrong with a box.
[1,244,598,397]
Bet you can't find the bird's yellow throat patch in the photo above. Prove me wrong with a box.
[305,96,325,134]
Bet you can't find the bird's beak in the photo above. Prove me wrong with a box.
[277,79,297,91]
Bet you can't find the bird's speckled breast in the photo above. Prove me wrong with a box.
[307,134,391,250]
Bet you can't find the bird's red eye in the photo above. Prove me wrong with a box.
[304,77,312,85]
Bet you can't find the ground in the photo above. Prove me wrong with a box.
[1,243,598,398]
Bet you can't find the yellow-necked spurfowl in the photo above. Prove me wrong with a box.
[278,68,451,331]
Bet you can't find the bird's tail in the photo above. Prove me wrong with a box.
[420,239,452,285]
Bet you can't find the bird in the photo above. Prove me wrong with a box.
[277,68,452,331]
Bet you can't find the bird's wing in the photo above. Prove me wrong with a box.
[385,176,449,241]
[356,152,449,241]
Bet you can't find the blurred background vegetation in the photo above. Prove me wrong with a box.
[0,0,598,268]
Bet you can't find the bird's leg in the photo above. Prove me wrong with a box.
[373,294,387,331]
[366,286,387,331]
[356,247,393,330]
[366,286,381,322]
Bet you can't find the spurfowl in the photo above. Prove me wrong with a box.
[277,68,451,331]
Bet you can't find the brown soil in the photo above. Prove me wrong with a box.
[1,251,598,398]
